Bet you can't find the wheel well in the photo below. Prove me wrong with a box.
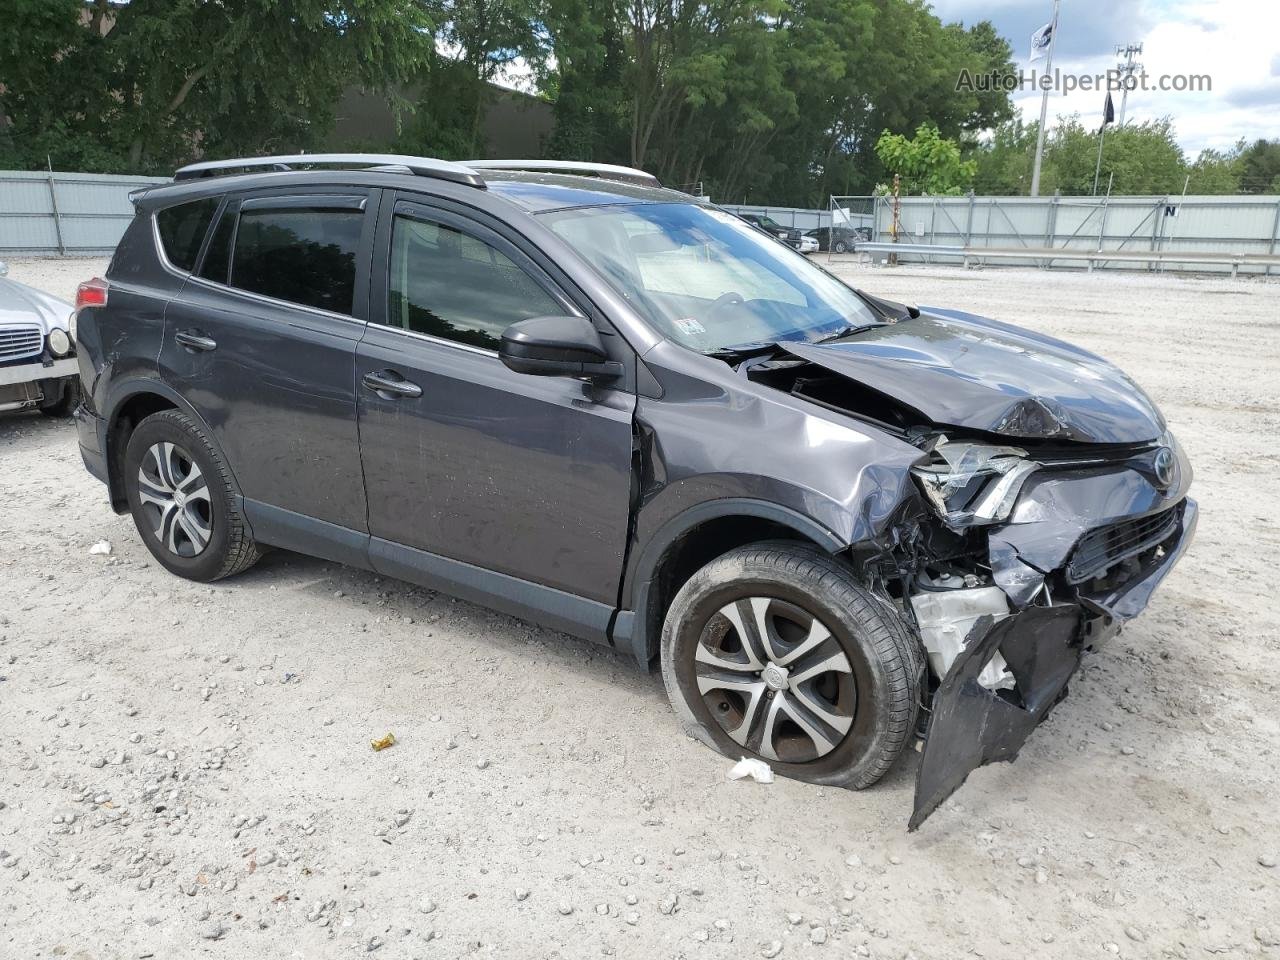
[105,393,178,511]
[639,515,834,662]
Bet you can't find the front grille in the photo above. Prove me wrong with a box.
[0,324,44,364]
[1066,506,1181,584]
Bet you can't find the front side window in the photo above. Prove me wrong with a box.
[541,203,878,353]
[229,206,362,314]
[156,198,219,272]
[386,214,562,350]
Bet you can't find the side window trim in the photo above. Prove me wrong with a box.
[241,194,367,212]
[192,196,235,279]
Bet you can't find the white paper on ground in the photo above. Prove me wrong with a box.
[727,756,774,784]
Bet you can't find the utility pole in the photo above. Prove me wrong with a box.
[1029,0,1061,198]
[1114,43,1143,126]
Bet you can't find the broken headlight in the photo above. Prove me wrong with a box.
[911,441,1038,528]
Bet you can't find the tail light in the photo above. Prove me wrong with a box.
[76,277,109,311]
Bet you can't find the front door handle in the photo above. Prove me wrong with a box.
[362,369,423,399]
[175,331,217,352]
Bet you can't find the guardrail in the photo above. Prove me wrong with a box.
[852,241,1280,278]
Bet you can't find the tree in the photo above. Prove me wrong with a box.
[1237,139,1280,194]
[971,116,1228,196]
[0,0,433,174]
[875,123,975,195]
[1186,145,1242,195]
[420,0,550,155]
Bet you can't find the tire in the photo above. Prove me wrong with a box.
[123,409,260,582]
[660,541,922,790]
[38,378,80,418]
[833,240,848,254]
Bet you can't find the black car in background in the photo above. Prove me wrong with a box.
[806,226,872,253]
[735,212,810,251]
[71,154,1195,828]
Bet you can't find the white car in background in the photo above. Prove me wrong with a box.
[0,260,80,416]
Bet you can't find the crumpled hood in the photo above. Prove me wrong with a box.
[783,307,1165,444]
[0,277,73,334]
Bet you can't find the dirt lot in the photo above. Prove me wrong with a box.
[2,256,1278,959]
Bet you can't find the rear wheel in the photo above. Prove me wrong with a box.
[123,410,259,581]
[660,542,921,789]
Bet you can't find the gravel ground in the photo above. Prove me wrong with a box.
[2,256,1278,959]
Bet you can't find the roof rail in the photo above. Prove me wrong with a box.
[173,154,486,188]
[463,159,660,188]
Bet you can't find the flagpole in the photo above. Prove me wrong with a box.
[1092,122,1107,196]
[1029,0,1061,197]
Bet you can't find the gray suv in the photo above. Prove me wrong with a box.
[73,155,1196,827]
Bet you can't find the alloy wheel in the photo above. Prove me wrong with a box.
[136,441,212,558]
[695,596,855,763]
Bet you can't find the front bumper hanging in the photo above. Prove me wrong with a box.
[910,497,1198,829]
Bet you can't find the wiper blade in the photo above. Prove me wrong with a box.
[817,321,886,343]
[705,340,781,359]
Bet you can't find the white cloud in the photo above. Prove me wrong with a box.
[934,0,1279,154]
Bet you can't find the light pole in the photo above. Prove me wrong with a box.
[1115,43,1143,126]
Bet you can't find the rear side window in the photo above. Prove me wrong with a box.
[230,206,363,314]
[155,198,219,271]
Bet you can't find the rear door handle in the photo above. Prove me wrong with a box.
[175,331,217,352]
[362,369,423,399]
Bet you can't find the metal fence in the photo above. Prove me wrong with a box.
[830,193,1280,275]
[5,170,1280,275]
[0,170,168,256]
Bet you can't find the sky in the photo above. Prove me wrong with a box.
[929,0,1278,156]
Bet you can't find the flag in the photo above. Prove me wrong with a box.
[1030,21,1054,61]
[1100,91,1115,132]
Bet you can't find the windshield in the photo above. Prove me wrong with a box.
[540,203,879,353]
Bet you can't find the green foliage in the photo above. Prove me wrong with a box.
[875,124,975,195]
[0,0,434,174]
[1237,139,1280,194]
[1,0,1020,204]
[970,117,1264,197]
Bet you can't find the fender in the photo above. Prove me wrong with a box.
[611,497,848,667]
[99,376,247,522]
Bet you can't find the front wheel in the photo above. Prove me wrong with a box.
[833,240,848,254]
[123,409,260,582]
[660,542,922,789]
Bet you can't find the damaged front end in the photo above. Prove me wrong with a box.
[738,339,1197,828]
[891,436,1197,829]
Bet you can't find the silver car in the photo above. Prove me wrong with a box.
[0,260,79,416]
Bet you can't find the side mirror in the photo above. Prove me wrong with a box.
[499,315,623,379]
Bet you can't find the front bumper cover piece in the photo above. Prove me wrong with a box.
[909,497,1197,829]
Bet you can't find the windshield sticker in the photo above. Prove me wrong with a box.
[674,317,707,337]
